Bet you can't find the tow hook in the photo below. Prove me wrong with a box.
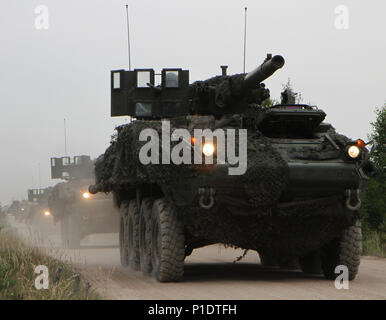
[358,160,377,180]
[345,189,361,211]
[198,187,216,210]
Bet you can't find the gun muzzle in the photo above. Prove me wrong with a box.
[88,184,100,195]
[243,55,285,89]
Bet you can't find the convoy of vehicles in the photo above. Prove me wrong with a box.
[5,54,376,283]
[4,41,376,283]
[48,155,119,248]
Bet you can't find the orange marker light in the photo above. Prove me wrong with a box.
[191,137,196,145]
[357,139,366,148]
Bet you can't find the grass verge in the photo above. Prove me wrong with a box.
[0,218,99,300]
[362,230,386,258]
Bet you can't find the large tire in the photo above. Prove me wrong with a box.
[259,253,279,267]
[321,220,362,280]
[151,198,185,282]
[299,250,322,274]
[139,198,154,275]
[119,201,129,267]
[127,200,140,270]
[279,258,300,270]
[61,212,81,249]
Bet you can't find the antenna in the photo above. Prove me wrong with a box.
[125,4,132,71]
[243,7,248,73]
[38,163,41,190]
[64,118,68,156]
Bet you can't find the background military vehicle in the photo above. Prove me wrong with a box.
[24,187,56,236]
[90,54,376,282]
[48,155,119,248]
[6,200,29,222]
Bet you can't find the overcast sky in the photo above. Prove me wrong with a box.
[0,0,385,205]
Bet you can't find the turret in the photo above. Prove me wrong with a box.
[109,54,284,118]
[190,54,285,115]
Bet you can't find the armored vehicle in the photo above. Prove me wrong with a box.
[25,187,56,235]
[6,200,29,222]
[48,155,119,248]
[90,54,376,281]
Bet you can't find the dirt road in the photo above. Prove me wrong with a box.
[9,218,386,300]
[57,234,386,300]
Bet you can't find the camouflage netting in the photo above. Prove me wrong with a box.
[94,119,289,208]
[94,121,198,192]
[183,198,356,259]
[48,182,70,220]
[190,74,270,115]
[288,127,352,160]
[241,134,288,206]
[327,128,352,146]
[48,179,93,221]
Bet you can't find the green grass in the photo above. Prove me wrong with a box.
[362,230,386,258]
[0,214,99,300]
[0,210,7,233]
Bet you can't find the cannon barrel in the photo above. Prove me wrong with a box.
[88,184,100,195]
[243,55,285,90]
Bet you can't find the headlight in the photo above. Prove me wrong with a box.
[202,143,215,157]
[347,145,360,158]
[43,211,51,217]
[82,192,90,199]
